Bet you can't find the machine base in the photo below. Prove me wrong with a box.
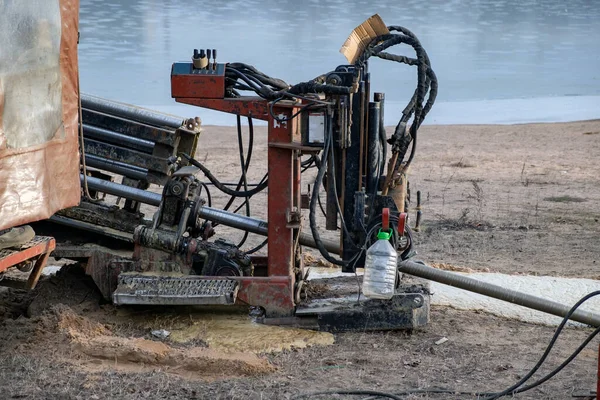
[294,291,429,332]
[261,278,430,332]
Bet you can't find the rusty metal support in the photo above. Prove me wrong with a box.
[260,101,301,314]
[176,98,269,121]
[0,236,56,289]
[26,251,52,290]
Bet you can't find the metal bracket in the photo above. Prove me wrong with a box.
[286,207,302,229]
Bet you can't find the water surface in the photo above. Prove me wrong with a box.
[79,0,600,124]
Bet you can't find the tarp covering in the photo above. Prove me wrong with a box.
[0,0,81,230]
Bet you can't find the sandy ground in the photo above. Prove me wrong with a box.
[1,120,599,399]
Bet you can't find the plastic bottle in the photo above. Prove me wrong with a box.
[362,229,398,300]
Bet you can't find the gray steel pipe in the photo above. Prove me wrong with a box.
[85,155,148,181]
[83,125,155,154]
[82,175,162,205]
[197,206,341,255]
[81,175,341,254]
[398,259,600,327]
[81,93,184,129]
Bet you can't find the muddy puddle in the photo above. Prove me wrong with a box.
[1,267,334,381]
[113,307,334,354]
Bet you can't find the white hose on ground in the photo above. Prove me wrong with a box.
[398,259,600,327]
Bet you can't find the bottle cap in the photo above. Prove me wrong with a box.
[377,229,392,241]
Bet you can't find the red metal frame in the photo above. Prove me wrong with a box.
[177,98,269,121]
[0,236,56,289]
[172,72,303,315]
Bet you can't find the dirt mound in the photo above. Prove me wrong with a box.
[0,286,31,319]
[46,304,112,340]
[12,303,275,380]
[0,268,275,381]
[75,336,274,379]
[27,264,103,317]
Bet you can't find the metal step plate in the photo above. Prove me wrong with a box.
[113,274,239,306]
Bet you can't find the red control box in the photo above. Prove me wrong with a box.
[171,62,226,99]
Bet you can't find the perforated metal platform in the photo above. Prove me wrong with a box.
[113,274,239,305]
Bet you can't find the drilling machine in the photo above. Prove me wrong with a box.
[42,15,437,331]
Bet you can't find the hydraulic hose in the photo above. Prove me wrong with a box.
[182,153,268,197]
[308,124,346,266]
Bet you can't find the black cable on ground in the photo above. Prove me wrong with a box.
[292,291,600,400]
[291,389,404,400]
[359,387,496,399]
[482,290,600,399]
[511,325,600,395]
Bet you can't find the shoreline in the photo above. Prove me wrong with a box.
[84,90,600,127]
[198,118,600,129]
[132,95,600,127]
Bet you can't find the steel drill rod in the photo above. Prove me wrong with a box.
[81,175,162,205]
[81,175,341,254]
[398,259,600,327]
[83,125,155,154]
[196,206,340,254]
[81,93,184,129]
[85,155,148,181]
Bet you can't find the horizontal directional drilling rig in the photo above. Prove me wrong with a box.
[41,15,438,331]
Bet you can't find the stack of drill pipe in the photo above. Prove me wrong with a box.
[80,94,185,183]
[81,94,184,128]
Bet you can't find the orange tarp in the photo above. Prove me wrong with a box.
[0,0,81,230]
